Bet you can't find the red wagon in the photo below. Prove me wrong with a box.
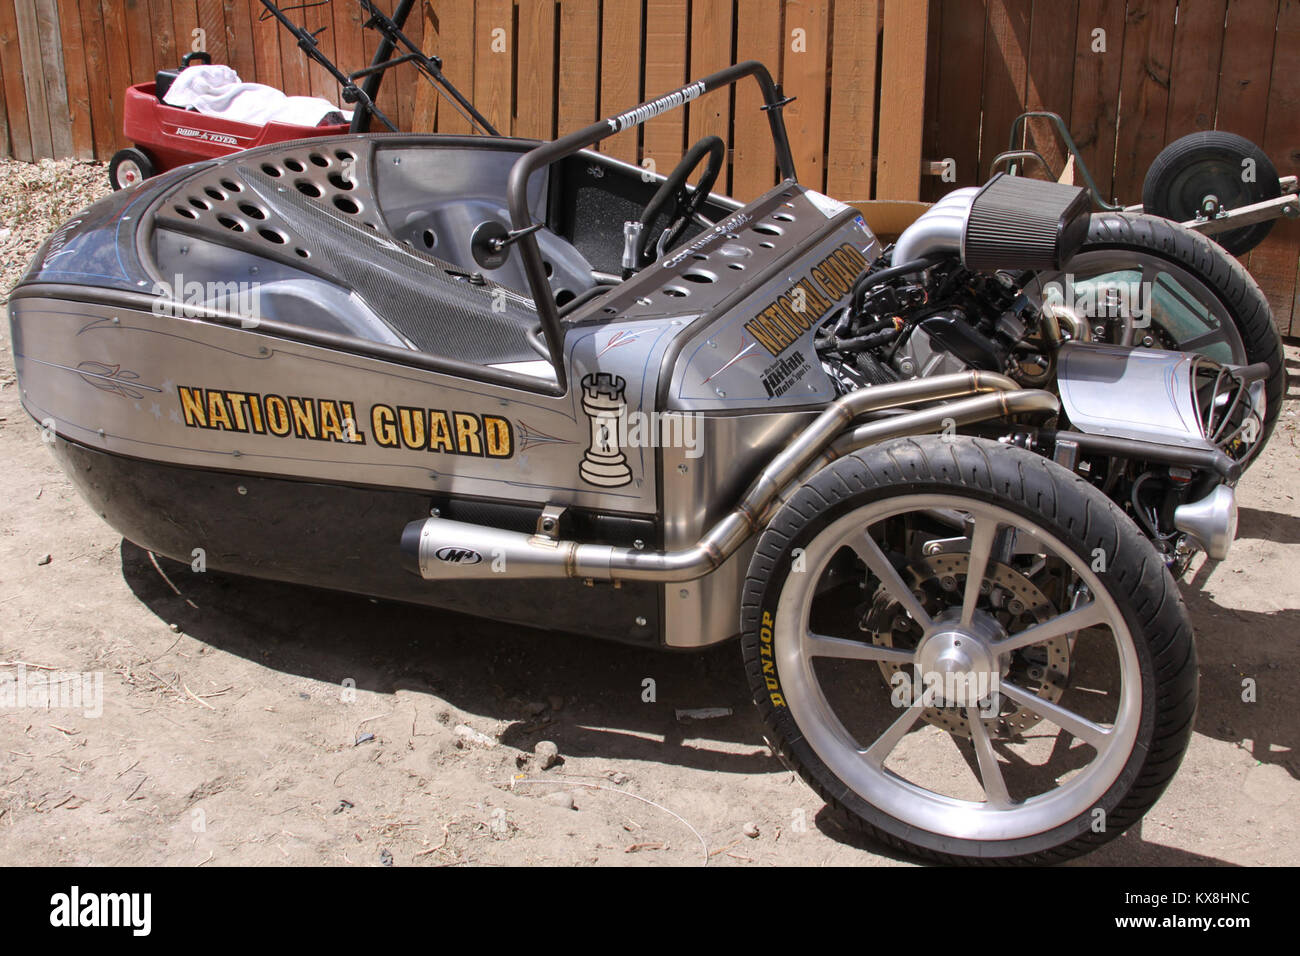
[108,0,498,190]
[110,51,349,189]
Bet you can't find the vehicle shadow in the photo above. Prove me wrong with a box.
[1178,554,1300,780]
[119,540,774,777]
[119,539,1263,866]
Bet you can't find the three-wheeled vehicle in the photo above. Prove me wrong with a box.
[9,60,1283,863]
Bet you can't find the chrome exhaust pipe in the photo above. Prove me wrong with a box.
[1174,484,1238,560]
[402,371,1057,583]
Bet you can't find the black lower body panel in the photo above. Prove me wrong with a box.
[52,439,661,646]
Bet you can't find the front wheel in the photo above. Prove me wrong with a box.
[740,436,1197,864]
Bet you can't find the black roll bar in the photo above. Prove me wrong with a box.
[506,60,797,390]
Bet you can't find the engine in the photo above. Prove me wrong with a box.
[817,173,1266,570]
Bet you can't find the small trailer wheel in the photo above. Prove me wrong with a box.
[1142,131,1280,255]
[109,148,155,190]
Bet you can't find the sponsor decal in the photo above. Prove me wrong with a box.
[743,242,871,357]
[370,403,512,457]
[661,210,752,268]
[435,547,482,565]
[606,81,706,133]
[174,386,514,458]
[760,349,811,398]
[576,374,702,487]
[758,610,786,708]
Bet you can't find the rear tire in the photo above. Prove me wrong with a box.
[1035,211,1285,459]
[740,436,1197,864]
[1142,131,1280,256]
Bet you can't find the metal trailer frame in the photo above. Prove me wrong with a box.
[990,110,1300,236]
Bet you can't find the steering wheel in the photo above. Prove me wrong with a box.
[634,135,725,265]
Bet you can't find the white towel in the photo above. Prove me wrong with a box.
[163,64,351,127]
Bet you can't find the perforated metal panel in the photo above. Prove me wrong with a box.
[152,140,541,365]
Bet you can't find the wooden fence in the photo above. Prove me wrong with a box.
[0,0,1297,333]
[922,0,1300,335]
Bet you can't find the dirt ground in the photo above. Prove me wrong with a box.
[1,160,1297,867]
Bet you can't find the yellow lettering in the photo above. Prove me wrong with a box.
[177,386,207,427]
[453,413,482,456]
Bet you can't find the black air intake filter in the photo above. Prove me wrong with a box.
[962,173,1091,271]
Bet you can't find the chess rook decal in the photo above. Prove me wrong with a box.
[579,373,633,488]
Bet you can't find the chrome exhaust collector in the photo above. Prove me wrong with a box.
[1173,484,1238,561]
[401,372,1059,584]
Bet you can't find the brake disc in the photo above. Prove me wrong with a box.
[861,553,1071,738]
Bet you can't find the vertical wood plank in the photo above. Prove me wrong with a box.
[122,0,155,82]
[368,0,401,125]
[431,0,475,133]
[146,0,178,74]
[920,0,943,200]
[100,0,135,152]
[13,0,52,158]
[302,0,337,102]
[978,0,1031,183]
[1243,0,1300,334]
[194,0,228,66]
[517,0,559,141]
[78,0,115,158]
[875,0,928,199]
[640,0,688,170]
[598,0,641,161]
[221,0,255,82]
[0,0,29,160]
[1024,0,1078,178]
[473,0,513,134]
[397,0,424,130]
[329,0,365,114]
[557,0,600,136]
[275,0,310,96]
[826,0,878,201]
[249,0,284,90]
[929,0,984,194]
[1112,0,1176,205]
[731,0,781,200]
[56,0,92,157]
[687,0,733,192]
[1214,0,1278,143]
[34,0,71,157]
[779,0,830,191]
[1067,0,1125,203]
[1163,0,1226,140]
[411,0,441,132]
[169,0,197,66]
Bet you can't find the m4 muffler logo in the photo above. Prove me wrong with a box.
[49,886,151,936]
[435,547,482,565]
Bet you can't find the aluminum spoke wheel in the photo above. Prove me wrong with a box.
[1028,250,1248,366]
[774,495,1140,842]
[742,437,1197,862]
